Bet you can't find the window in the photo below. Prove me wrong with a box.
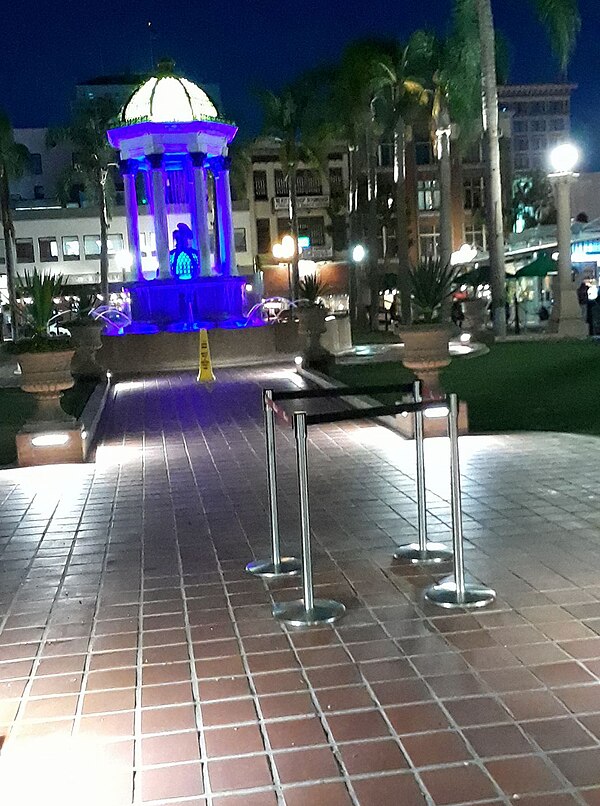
[329,167,344,197]
[419,225,439,258]
[513,120,527,133]
[253,171,268,200]
[39,237,58,262]
[549,100,568,115]
[378,143,393,167]
[256,218,271,254]
[530,119,546,132]
[530,135,547,151]
[415,142,433,165]
[107,234,124,255]
[417,180,440,211]
[0,240,5,265]
[277,218,290,239]
[234,228,247,252]
[464,178,484,211]
[274,170,288,197]
[465,224,486,250]
[298,216,325,247]
[16,238,34,263]
[62,236,80,261]
[295,170,322,196]
[84,235,101,258]
[514,154,529,170]
[514,136,528,152]
[29,153,42,175]
[140,232,157,258]
[550,118,565,131]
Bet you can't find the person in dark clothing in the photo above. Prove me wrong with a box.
[451,299,465,328]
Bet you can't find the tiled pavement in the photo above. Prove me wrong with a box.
[2,368,600,804]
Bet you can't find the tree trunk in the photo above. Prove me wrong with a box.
[347,145,359,329]
[405,127,420,268]
[99,174,109,302]
[394,117,412,325]
[0,166,19,340]
[288,165,300,301]
[477,0,506,337]
[437,117,453,269]
[365,126,379,331]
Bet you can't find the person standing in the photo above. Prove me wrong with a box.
[577,282,589,320]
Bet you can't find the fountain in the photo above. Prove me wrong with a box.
[106,60,257,332]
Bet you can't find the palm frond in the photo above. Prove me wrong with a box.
[532,0,580,70]
[408,256,459,323]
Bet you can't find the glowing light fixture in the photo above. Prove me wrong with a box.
[294,356,303,366]
[123,76,219,123]
[352,244,366,263]
[31,433,69,447]
[424,405,449,419]
[549,142,579,175]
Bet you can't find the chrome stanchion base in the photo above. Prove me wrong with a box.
[246,557,302,578]
[272,598,346,627]
[424,580,496,609]
[394,542,453,565]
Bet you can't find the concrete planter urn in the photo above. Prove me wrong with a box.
[17,348,76,427]
[399,324,452,397]
[297,305,331,365]
[68,321,105,379]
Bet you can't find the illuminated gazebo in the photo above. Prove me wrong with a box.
[108,60,239,287]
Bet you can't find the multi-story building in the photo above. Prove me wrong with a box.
[498,83,575,172]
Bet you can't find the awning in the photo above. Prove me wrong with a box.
[515,253,557,278]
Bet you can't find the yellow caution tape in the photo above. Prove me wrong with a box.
[197,328,216,383]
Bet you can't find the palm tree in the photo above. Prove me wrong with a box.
[0,112,30,338]
[259,75,331,301]
[331,40,395,329]
[48,96,119,301]
[471,0,580,336]
[373,33,431,324]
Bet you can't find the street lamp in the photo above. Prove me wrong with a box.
[272,236,296,303]
[548,142,587,337]
[349,244,367,326]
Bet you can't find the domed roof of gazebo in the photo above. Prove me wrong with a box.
[121,59,221,124]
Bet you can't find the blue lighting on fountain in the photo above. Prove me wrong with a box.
[104,59,269,337]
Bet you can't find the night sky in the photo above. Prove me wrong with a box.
[1,0,599,167]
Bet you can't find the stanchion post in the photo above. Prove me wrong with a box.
[246,389,301,578]
[273,412,346,627]
[394,382,453,565]
[424,394,496,609]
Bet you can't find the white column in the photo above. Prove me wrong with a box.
[147,153,171,280]
[189,152,212,277]
[436,124,453,269]
[212,155,237,277]
[550,173,587,337]
[120,159,142,281]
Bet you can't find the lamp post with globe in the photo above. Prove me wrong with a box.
[349,244,367,328]
[548,143,587,337]
[272,235,296,304]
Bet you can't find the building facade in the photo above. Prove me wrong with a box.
[498,83,575,172]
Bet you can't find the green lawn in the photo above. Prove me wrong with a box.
[0,380,97,466]
[329,340,600,436]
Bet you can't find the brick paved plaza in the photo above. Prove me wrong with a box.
[1,367,600,804]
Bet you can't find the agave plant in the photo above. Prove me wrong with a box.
[298,273,328,306]
[408,256,458,323]
[18,268,66,337]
